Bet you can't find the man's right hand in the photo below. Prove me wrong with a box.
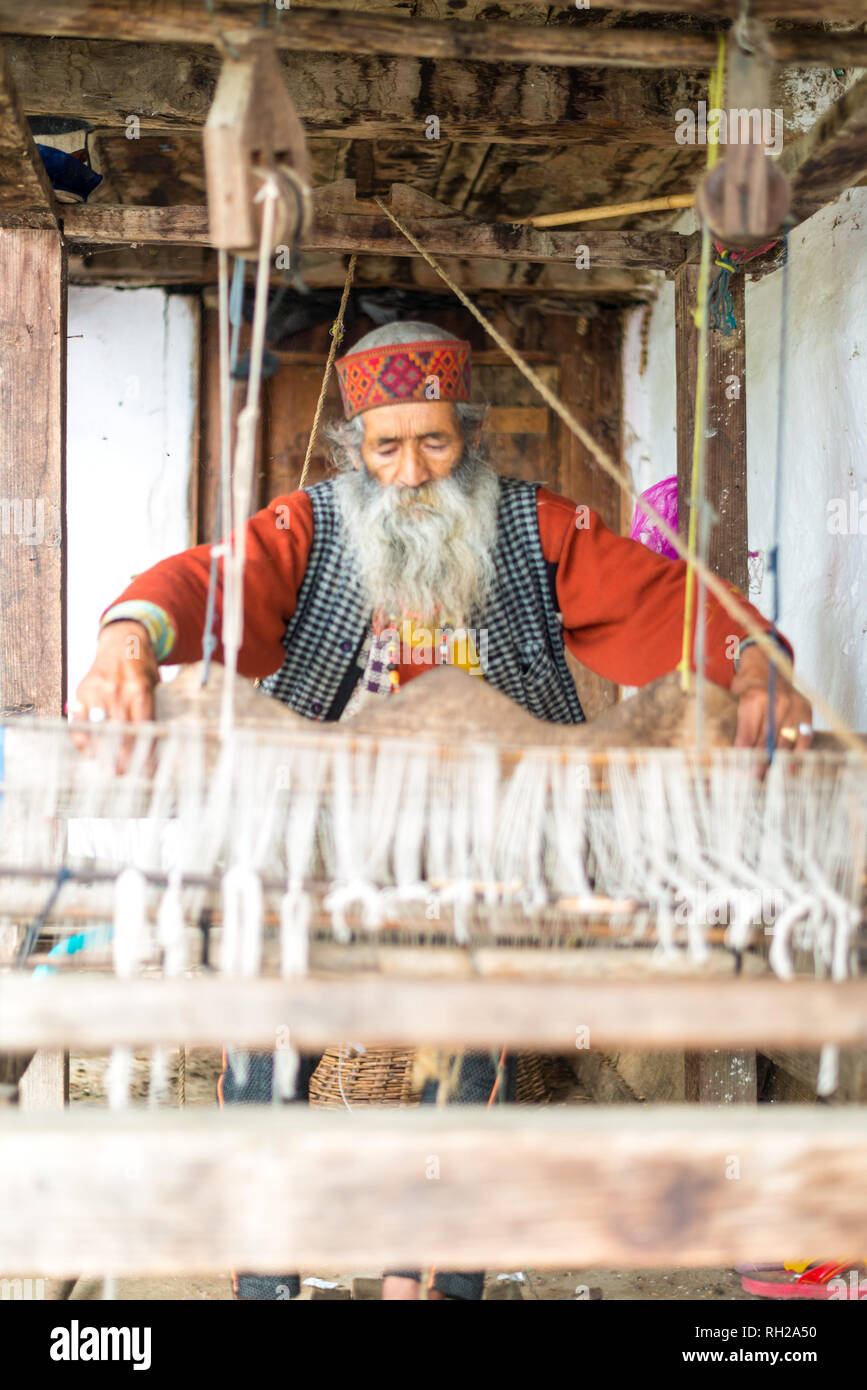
[70,621,159,746]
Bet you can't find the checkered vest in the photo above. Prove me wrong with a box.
[259,476,586,725]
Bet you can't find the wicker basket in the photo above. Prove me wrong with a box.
[309,1046,553,1108]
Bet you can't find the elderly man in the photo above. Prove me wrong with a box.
[75,320,810,1300]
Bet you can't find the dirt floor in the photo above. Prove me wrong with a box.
[25,1050,762,1302]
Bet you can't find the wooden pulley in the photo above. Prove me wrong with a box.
[204,30,312,258]
[695,20,789,247]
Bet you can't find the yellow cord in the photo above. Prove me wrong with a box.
[679,222,713,695]
[298,254,357,490]
[679,31,726,694]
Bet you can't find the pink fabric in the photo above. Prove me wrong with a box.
[630,475,678,560]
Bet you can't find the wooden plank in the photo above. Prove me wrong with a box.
[18,1049,68,1110]
[61,204,694,272]
[686,1048,757,1105]
[782,73,867,227]
[0,40,56,215]
[2,974,867,1052]
[0,227,67,716]
[485,407,549,434]
[2,1105,867,1273]
[2,5,865,69]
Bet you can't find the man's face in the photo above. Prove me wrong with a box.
[357,401,464,488]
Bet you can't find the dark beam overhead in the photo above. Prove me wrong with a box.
[521,0,867,17]
[5,37,709,149]
[60,201,696,273]
[0,3,866,69]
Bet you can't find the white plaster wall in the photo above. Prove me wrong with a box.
[745,189,867,729]
[622,279,678,502]
[621,188,867,728]
[66,288,199,703]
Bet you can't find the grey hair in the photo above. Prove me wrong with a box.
[324,319,487,472]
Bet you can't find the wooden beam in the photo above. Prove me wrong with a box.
[66,247,654,300]
[74,0,867,20]
[61,203,694,272]
[2,974,867,1052]
[62,204,211,246]
[307,213,694,272]
[18,1049,68,1110]
[1,5,865,69]
[783,73,867,227]
[0,41,56,215]
[675,264,748,593]
[5,38,712,151]
[0,227,67,717]
[548,0,867,17]
[2,1105,867,1273]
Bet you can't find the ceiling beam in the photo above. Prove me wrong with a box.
[67,247,655,301]
[60,201,695,273]
[0,41,56,217]
[6,37,707,149]
[220,0,867,18]
[529,0,867,17]
[1,4,865,69]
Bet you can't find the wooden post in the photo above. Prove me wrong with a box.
[675,260,754,1104]
[0,225,68,1109]
[0,226,67,714]
[19,1049,69,1110]
[675,262,748,594]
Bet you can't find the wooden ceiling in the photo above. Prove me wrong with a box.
[1,1,865,308]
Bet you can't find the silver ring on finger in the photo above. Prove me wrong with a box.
[798,722,813,737]
[88,706,108,724]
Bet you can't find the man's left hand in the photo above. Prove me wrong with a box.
[730,644,813,750]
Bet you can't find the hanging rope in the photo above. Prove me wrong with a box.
[371,194,866,765]
[298,254,357,490]
[709,240,782,335]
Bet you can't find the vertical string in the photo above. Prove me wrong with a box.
[220,173,279,738]
[202,252,245,687]
[766,224,791,761]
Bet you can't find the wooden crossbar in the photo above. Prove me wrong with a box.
[2,974,867,1051]
[1,1106,866,1274]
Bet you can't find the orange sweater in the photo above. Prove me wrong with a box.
[103,485,790,691]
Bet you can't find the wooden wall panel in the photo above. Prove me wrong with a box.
[0,228,66,716]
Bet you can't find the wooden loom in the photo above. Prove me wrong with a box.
[2,15,867,1286]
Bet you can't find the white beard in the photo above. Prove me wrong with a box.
[333,455,501,624]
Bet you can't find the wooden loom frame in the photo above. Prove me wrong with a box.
[1,9,867,1279]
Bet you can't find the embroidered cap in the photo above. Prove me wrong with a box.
[335,338,471,419]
